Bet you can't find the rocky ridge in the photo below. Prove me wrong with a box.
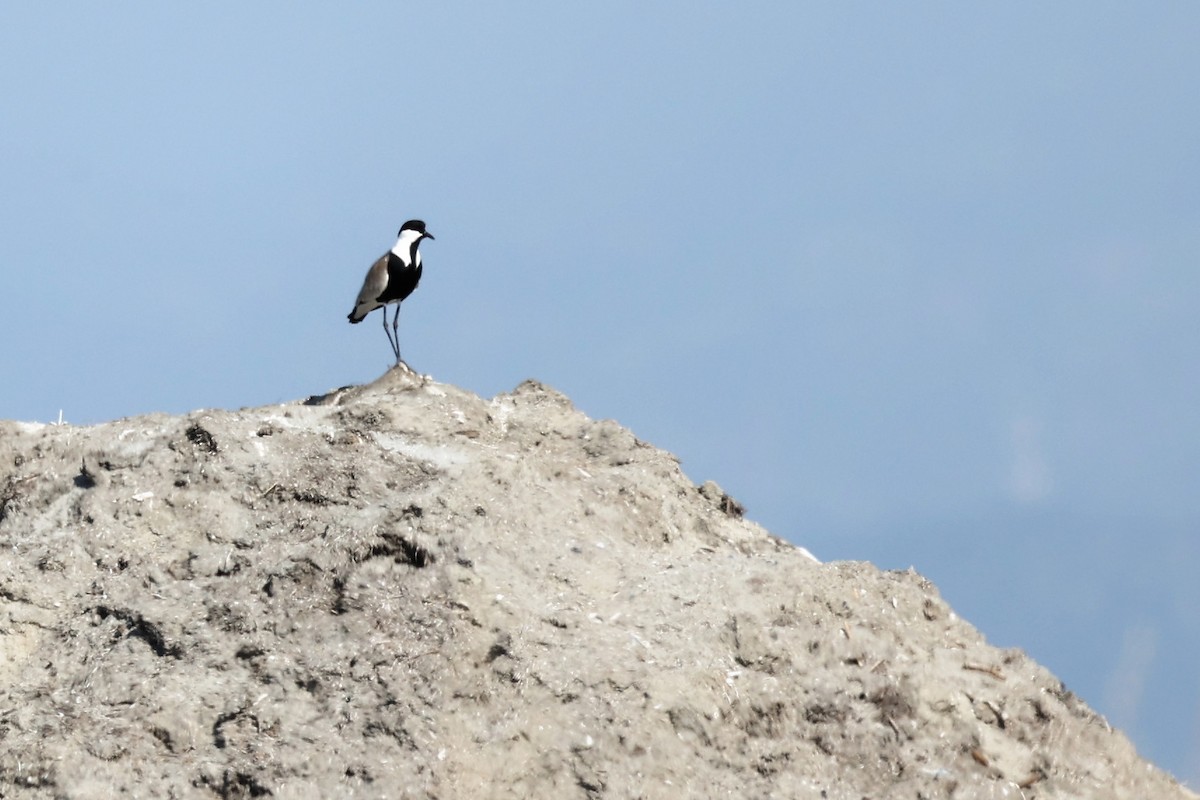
[0,369,1193,799]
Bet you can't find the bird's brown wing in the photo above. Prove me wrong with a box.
[347,253,390,323]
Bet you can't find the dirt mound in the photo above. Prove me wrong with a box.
[0,370,1192,798]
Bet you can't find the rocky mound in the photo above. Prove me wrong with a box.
[0,370,1192,799]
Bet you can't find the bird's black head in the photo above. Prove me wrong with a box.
[399,219,434,240]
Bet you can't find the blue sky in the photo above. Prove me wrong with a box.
[3,3,1199,783]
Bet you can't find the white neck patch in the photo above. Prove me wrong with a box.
[390,229,425,263]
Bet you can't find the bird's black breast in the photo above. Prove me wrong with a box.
[377,252,422,304]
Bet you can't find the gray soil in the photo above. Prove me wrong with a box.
[0,369,1193,799]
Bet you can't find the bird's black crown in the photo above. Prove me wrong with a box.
[399,219,428,236]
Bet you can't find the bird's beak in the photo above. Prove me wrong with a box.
[424,232,435,241]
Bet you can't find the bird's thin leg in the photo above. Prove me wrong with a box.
[382,307,399,363]
[391,304,402,365]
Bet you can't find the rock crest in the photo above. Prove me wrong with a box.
[0,376,1192,798]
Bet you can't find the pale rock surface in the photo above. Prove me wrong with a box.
[0,370,1193,799]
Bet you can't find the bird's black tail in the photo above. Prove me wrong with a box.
[347,310,364,324]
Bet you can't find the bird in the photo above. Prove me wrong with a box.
[347,219,435,366]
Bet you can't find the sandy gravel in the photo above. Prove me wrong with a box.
[0,369,1192,799]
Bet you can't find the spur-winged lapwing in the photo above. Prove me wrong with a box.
[347,219,435,365]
